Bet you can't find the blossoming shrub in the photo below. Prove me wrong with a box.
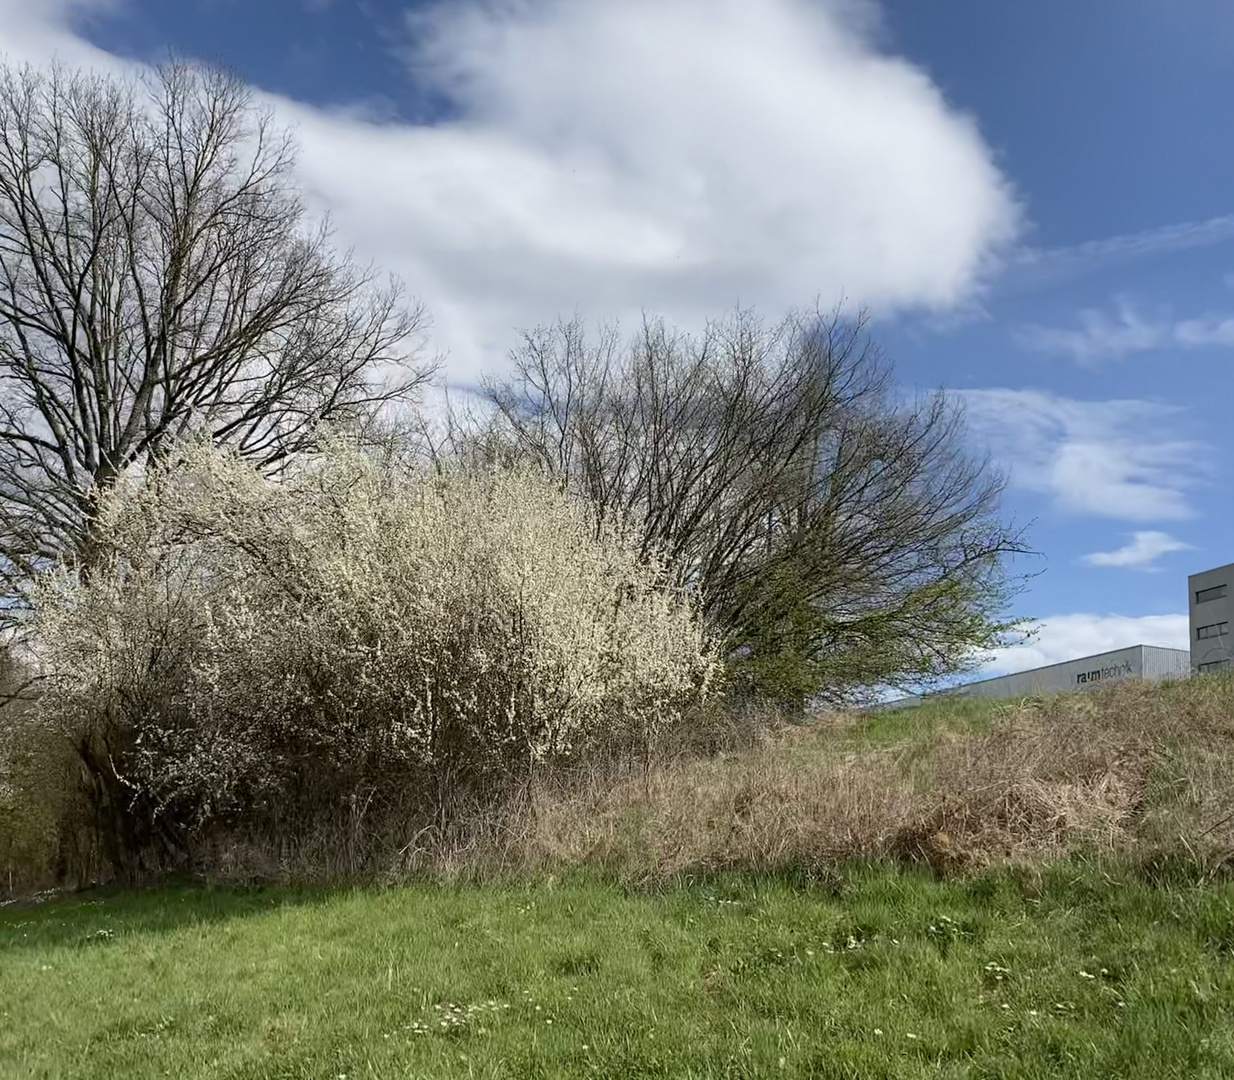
[31,442,718,875]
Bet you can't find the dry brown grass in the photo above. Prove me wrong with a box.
[523,738,921,877]
[5,672,1233,894]
[505,673,1234,879]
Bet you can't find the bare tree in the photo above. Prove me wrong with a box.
[0,61,435,605]
[469,306,1031,707]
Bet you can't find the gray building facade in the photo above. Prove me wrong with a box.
[1189,562,1233,674]
[878,643,1191,709]
[875,559,1232,711]
[933,643,1191,701]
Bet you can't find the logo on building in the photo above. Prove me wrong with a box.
[1076,661,1134,685]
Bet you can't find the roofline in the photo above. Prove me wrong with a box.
[1188,561,1234,581]
[947,641,1187,693]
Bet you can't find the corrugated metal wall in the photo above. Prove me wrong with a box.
[949,645,1146,700]
[885,644,1193,707]
[1141,645,1193,682]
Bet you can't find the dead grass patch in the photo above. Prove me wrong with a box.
[4,673,1233,893]
[508,674,1234,880]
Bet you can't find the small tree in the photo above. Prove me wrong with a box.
[467,306,1030,707]
[31,441,718,878]
[0,61,435,613]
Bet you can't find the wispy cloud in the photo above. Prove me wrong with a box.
[980,612,1190,676]
[1174,316,1234,348]
[1017,296,1234,364]
[1016,297,1165,364]
[1004,214,1234,295]
[1081,531,1195,570]
[961,389,1208,522]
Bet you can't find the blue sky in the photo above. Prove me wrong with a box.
[3,0,1230,675]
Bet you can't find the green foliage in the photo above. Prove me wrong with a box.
[472,307,1032,709]
[727,544,1025,709]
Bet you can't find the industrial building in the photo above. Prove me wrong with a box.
[923,643,1190,702]
[880,558,1233,709]
[1190,561,1232,675]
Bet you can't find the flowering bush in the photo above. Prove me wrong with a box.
[31,440,718,871]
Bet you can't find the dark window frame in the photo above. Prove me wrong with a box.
[1196,584,1228,604]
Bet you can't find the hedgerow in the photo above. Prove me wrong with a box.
[29,441,718,877]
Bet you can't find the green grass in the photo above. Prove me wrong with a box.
[6,859,1234,1078]
[846,696,1004,747]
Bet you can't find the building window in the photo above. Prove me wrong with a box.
[1198,622,1230,640]
[1198,659,1231,674]
[1196,584,1228,604]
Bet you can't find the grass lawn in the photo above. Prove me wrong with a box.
[5,860,1234,1079]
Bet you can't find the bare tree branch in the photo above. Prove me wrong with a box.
[0,60,437,614]
[463,305,1033,706]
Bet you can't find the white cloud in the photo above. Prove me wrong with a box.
[284,0,1022,379]
[961,389,1207,522]
[0,0,1023,385]
[1081,530,1195,570]
[980,612,1190,676]
[1017,297,1234,364]
[0,0,125,69]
